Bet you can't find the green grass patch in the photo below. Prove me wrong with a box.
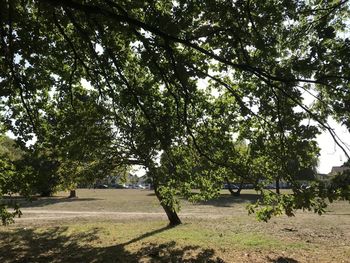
[1,189,349,262]
[0,221,310,263]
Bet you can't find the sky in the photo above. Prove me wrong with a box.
[301,89,350,174]
[316,119,350,174]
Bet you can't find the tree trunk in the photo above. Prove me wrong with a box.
[160,202,182,227]
[276,178,280,194]
[40,191,52,197]
[154,186,181,227]
[225,177,243,197]
[146,162,182,227]
[234,181,244,196]
[68,189,77,198]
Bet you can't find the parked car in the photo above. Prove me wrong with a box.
[114,184,127,189]
[95,184,108,189]
[242,183,254,189]
[223,183,239,189]
[301,183,310,190]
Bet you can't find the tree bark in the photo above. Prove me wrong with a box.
[154,186,181,227]
[68,189,77,198]
[40,191,52,197]
[276,178,280,194]
[146,161,181,227]
[225,177,243,197]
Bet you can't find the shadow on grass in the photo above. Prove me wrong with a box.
[1,196,102,208]
[198,193,260,207]
[270,257,299,263]
[0,226,226,263]
[147,192,260,207]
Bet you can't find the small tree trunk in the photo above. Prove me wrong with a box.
[276,178,280,194]
[68,189,77,198]
[154,186,181,227]
[225,177,243,197]
[234,182,244,196]
[40,191,52,197]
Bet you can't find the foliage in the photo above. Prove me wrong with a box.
[24,86,115,196]
[0,135,23,224]
[1,0,350,223]
[328,170,350,201]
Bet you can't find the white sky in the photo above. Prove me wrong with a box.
[317,120,350,173]
[301,89,350,174]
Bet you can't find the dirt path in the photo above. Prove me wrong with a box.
[15,209,229,221]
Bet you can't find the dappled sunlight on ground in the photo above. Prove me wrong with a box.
[1,189,349,262]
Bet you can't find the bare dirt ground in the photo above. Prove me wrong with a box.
[16,209,235,221]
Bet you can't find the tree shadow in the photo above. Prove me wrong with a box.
[1,196,102,208]
[197,193,260,207]
[269,256,299,263]
[0,226,226,263]
[0,226,100,263]
[148,191,260,208]
[120,225,173,246]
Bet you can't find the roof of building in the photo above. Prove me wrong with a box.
[330,166,350,174]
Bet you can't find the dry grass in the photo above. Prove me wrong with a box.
[1,189,349,262]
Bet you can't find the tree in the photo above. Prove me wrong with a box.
[1,84,116,198]
[0,134,28,196]
[0,135,23,224]
[1,0,350,224]
[28,86,115,197]
[46,86,115,197]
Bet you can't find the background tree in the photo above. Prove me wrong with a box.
[0,134,23,224]
[47,86,115,197]
[3,85,116,197]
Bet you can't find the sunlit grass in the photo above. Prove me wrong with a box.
[0,189,349,262]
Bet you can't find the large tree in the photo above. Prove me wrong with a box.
[1,0,350,225]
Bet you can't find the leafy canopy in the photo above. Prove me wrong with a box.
[1,0,350,223]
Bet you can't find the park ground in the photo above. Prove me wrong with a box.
[0,189,349,263]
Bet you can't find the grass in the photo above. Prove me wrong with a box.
[5,189,163,212]
[1,189,350,262]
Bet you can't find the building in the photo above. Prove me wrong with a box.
[330,166,350,176]
[315,173,330,181]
